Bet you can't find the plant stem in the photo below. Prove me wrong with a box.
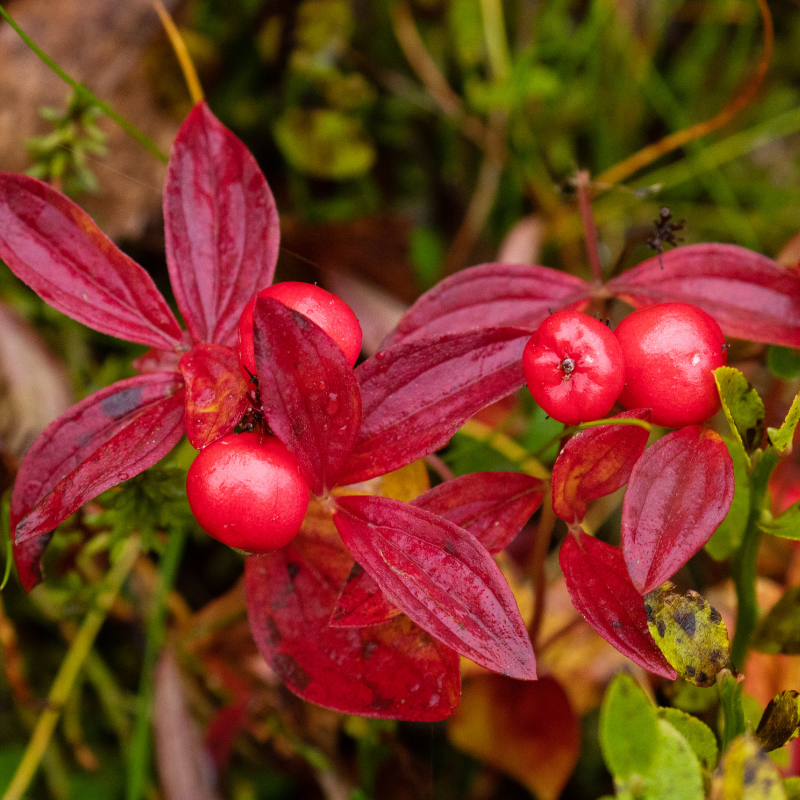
[575,171,603,283]
[730,447,779,669]
[151,0,204,105]
[1,535,141,800]
[479,0,511,83]
[0,5,169,164]
[126,528,187,800]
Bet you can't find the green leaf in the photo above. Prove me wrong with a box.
[768,346,800,380]
[658,708,718,771]
[718,671,746,753]
[639,719,704,800]
[599,674,659,781]
[768,392,800,454]
[758,501,800,541]
[751,586,800,655]
[755,691,800,752]
[644,583,730,687]
[784,776,800,799]
[273,109,375,180]
[706,437,751,560]
[714,366,766,468]
[710,734,787,800]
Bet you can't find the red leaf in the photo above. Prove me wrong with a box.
[413,472,546,553]
[333,495,537,679]
[12,533,54,593]
[12,373,186,546]
[551,410,652,525]
[0,173,183,350]
[331,472,546,627]
[179,344,249,449]
[331,563,403,627]
[245,528,460,721]
[163,102,280,347]
[384,263,592,346]
[559,530,677,679]
[340,328,530,485]
[253,298,362,494]
[621,425,735,594]
[606,243,800,348]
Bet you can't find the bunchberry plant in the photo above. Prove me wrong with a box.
[522,309,625,425]
[0,101,545,721]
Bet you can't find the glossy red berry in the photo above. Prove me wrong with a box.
[187,432,310,554]
[238,282,362,377]
[522,310,625,425]
[615,302,727,428]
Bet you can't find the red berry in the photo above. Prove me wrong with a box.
[522,310,625,425]
[187,432,310,554]
[238,282,362,377]
[615,302,727,428]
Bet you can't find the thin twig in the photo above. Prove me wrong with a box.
[0,5,169,164]
[575,171,603,283]
[151,0,204,105]
[2,536,141,800]
[596,0,773,187]
[389,0,487,147]
[528,492,556,651]
[442,110,507,275]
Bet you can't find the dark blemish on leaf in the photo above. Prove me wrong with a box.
[101,385,144,418]
[708,649,721,664]
[273,652,311,690]
[362,640,378,660]
[673,608,696,638]
[744,764,757,785]
[611,620,623,629]
[656,620,666,638]
[709,608,722,625]
[698,671,708,684]
[265,617,283,644]
[287,562,300,579]
[645,604,654,623]
[444,540,458,556]
[686,665,696,678]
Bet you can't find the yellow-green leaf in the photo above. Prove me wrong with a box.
[714,366,766,468]
[768,392,800,454]
[659,707,718,771]
[758,502,800,541]
[645,583,730,687]
[640,719,704,800]
[755,691,800,752]
[599,674,658,781]
[710,735,787,800]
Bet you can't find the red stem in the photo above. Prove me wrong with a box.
[576,171,603,283]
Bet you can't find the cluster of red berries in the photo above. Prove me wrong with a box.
[522,302,727,428]
[187,283,363,555]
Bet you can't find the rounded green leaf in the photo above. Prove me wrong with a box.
[659,707,718,771]
[641,719,704,800]
[599,674,658,781]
